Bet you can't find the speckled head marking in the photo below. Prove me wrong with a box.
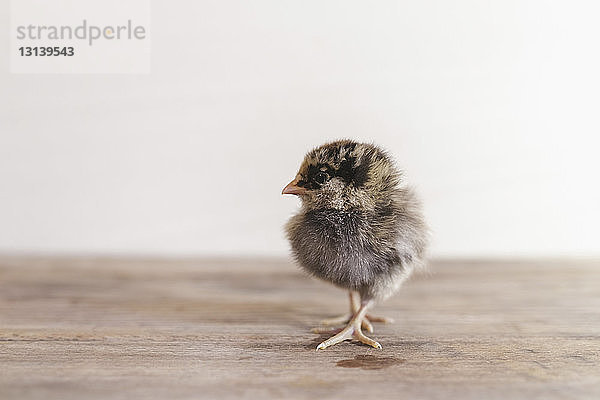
[285,140,401,210]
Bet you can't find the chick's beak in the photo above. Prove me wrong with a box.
[282,178,307,195]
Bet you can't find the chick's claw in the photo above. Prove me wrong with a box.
[354,329,382,349]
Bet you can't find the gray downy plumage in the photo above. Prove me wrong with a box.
[285,140,428,301]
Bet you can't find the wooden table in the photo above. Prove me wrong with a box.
[1,257,599,399]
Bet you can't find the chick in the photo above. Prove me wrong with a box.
[283,140,427,349]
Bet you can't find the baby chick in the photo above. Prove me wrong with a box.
[283,140,427,350]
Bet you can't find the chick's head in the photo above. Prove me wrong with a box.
[282,140,399,210]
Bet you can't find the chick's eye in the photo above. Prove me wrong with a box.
[314,171,329,185]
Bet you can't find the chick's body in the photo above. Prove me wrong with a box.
[283,140,427,349]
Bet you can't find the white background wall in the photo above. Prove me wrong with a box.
[1,0,599,258]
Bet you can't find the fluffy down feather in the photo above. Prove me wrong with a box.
[285,140,428,301]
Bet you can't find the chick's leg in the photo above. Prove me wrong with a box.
[315,292,372,333]
[316,299,382,350]
[316,291,393,333]
[351,293,395,330]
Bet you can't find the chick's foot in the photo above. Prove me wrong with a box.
[317,292,393,333]
[316,299,381,350]
[316,318,381,350]
[317,313,391,333]
[318,313,352,326]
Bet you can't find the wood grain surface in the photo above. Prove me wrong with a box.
[1,257,599,399]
